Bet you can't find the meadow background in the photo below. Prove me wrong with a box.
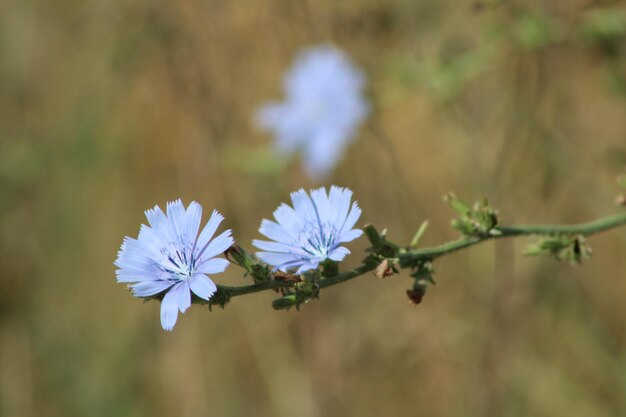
[1,0,626,416]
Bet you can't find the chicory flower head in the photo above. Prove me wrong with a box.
[115,200,233,331]
[256,45,370,180]
[253,186,363,273]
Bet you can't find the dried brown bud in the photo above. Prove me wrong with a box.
[273,271,302,283]
[224,244,242,260]
[615,194,626,207]
[374,259,394,279]
[406,287,426,305]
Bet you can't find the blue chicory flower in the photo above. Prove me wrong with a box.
[253,186,363,273]
[115,200,234,331]
[256,45,370,180]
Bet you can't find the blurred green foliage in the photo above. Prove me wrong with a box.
[0,1,625,417]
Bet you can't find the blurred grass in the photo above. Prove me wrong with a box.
[1,0,626,416]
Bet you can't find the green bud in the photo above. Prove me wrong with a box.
[272,281,319,310]
[272,294,299,310]
[410,260,436,285]
[451,218,476,236]
[208,289,231,311]
[446,193,500,237]
[444,193,471,216]
[407,260,436,305]
[250,263,273,283]
[321,259,339,278]
[363,224,400,258]
[524,234,592,264]
[225,245,256,272]
[224,245,275,283]
[294,279,320,299]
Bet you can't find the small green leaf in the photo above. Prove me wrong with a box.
[410,220,429,248]
[445,193,471,216]
[363,224,385,248]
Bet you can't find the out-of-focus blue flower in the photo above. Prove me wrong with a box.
[115,200,233,331]
[253,186,363,273]
[256,45,370,180]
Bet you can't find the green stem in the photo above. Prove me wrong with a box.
[212,263,377,302]
[399,212,626,266]
[202,212,626,306]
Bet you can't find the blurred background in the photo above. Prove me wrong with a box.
[1,0,626,416]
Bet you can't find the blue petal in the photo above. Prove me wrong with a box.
[184,201,203,242]
[117,235,155,262]
[329,186,352,231]
[136,225,165,257]
[130,280,174,297]
[115,239,163,279]
[195,258,230,275]
[197,230,234,261]
[145,204,177,246]
[178,281,191,313]
[340,202,362,235]
[189,274,217,301]
[296,261,319,274]
[273,204,302,232]
[275,259,308,272]
[252,239,304,254]
[310,187,331,224]
[196,210,224,255]
[328,246,350,261]
[145,204,167,230]
[338,228,363,244]
[116,269,162,283]
[256,251,303,267]
[160,283,185,331]
[259,219,295,244]
[166,199,186,240]
[290,189,317,224]
[117,235,178,276]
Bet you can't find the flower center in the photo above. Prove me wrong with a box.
[295,221,337,259]
[158,234,198,281]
